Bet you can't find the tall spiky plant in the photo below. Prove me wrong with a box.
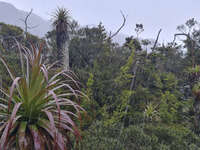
[53,7,71,70]
[0,42,85,150]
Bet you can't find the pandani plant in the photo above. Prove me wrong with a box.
[0,42,85,150]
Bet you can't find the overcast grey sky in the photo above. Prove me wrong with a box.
[1,0,200,42]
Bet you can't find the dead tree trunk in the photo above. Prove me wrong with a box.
[63,41,69,70]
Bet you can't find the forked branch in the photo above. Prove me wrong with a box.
[19,9,39,38]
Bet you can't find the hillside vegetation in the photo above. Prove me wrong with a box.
[0,9,200,150]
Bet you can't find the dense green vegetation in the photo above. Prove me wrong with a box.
[1,8,200,149]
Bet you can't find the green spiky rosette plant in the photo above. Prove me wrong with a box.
[0,43,85,150]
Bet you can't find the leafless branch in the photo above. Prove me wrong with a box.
[152,29,162,51]
[172,33,200,49]
[27,24,39,29]
[172,33,200,48]
[172,33,189,46]
[108,11,127,39]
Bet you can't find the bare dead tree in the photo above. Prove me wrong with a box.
[0,9,38,42]
[108,11,127,40]
[19,9,39,39]
[152,29,162,51]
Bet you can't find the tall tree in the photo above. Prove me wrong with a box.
[175,18,200,133]
[53,7,71,69]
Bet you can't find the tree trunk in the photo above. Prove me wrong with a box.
[0,76,1,87]
[194,97,200,133]
[63,41,69,70]
[129,60,139,91]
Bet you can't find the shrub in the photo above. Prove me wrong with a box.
[0,43,85,149]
